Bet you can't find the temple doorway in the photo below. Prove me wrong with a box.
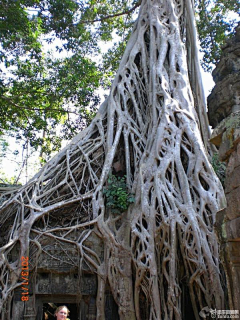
[42,303,78,320]
[35,295,81,320]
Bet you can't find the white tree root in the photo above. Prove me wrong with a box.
[0,0,225,319]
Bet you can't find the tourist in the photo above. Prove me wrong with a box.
[54,306,70,320]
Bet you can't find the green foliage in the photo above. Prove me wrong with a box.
[103,174,135,214]
[0,0,139,162]
[196,0,239,71]
[0,138,9,159]
[0,53,101,157]
[0,0,42,61]
[0,174,20,186]
[211,153,226,187]
[0,0,239,177]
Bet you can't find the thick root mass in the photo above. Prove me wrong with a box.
[0,0,225,319]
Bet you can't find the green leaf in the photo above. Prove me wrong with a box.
[103,174,135,214]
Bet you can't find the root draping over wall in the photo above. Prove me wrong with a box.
[0,0,226,319]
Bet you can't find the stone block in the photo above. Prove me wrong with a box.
[210,112,240,146]
[228,241,240,261]
[226,186,240,220]
[37,273,79,294]
[225,143,240,173]
[237,143,240,166]
[12,301,24,320]
[214,208,227,242]
[225,217,240,240]
[226,152,236,175]
[225,164,240,193]
[234,129,240,143]
[231,265,240,310]
[210,118,228,147]
[223,244,240,310]
[218,113,240,160]
[80,275,97,295]
[219,138,232,161]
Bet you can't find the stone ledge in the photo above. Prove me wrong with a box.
[212,46,240,83]
[226,144,240,174]
[225,216,240,241]
[226,186,240,220]
[210,112,240,160]
[208,75,240,127]
[225,164,240,193]
[215,209,240,238]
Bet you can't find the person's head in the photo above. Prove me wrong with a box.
[54,306,70,320]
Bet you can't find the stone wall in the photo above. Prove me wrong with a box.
[208,23,240,311]
[11,230,119,320]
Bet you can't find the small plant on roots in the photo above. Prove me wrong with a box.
[211,153,226,187]
[103,174,135,214]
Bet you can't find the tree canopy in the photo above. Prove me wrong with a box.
[0,0,239,180]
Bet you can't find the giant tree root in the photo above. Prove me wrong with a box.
[0,0,225,319]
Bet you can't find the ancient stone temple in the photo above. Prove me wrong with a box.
[0,0,226,319]
[9,232,118,320]
[208,22,240,311]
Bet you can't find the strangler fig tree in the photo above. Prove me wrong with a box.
[0,0,226,319]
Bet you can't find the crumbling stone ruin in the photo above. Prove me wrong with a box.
[208,22,240,311]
